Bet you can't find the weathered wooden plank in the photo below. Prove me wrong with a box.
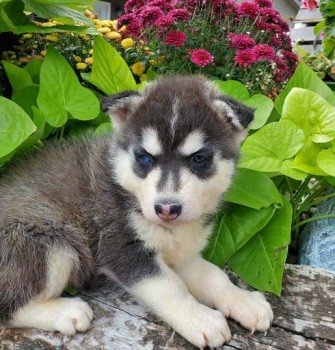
[1,264,335,350]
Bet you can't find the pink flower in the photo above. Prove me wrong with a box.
[190,49,214,68]
[155,14,175,29]
[125,21,142,37]
[140,6,164,26]
[169,8,191,21]
[237,1,260,19]
[164,30,187,47]
[253,44,275,61]
[234,49,257,67]
[301,0,318,11]
[124,0,146,12]
[229,34,255,50]
[117,13,139,29]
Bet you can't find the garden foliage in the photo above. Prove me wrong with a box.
[1,1,335,296]
[116,0,298,97]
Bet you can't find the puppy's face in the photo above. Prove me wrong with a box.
[104,76,254,224]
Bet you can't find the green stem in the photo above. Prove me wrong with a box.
[291,214,335,231]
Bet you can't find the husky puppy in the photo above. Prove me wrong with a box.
[0,75,273,349]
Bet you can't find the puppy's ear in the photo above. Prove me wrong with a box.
[101,91,142,132]
[213,96,254,143]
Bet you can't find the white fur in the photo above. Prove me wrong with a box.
[178,130,205,156]
[176,255,274,333]
[10,245,93,335]
[141,128,163,156]
[130,212,211,268]
[131,259,231,349]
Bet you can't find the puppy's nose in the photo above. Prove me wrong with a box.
[154,203,182,221]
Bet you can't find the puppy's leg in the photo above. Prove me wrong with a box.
[176,255,273,333]
[130,260,231,349]
[10,245,93,335]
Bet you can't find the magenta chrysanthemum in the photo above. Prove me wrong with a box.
[140,6,165,26]
[229,34,255,50]
[117,13,138,29]
[169,8,191,21]
[164,31,187,47]
[155,14,175,29]
[237,1,260,18]
[190,49,213,68]
[234,49,257,67]
[253,44,275,61]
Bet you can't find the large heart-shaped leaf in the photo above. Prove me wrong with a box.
[204,204,275,268]
[225,168,282,209]
[227,196,292,296]
[281,87,335,143]
[275,62,335,114]
[82,35,137,95]
[37,46,100,127]
[2,61,33,94]
[240,122,306,178]
[0,96,36,158]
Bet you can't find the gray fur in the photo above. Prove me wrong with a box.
[0,75,253,326]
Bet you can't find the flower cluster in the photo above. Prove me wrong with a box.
[114,0,298,96]
[0,10,122,74]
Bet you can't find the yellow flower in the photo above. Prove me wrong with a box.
[140,74,147,82]
[76,62,87,70]
[149,59,158,66]
[98,27,111,34]
[110,20,118,31]
[121,38,134,49]
[131,62,146,76]
[22,33,32,39]
[99,20,112,27]
[105,31,121,40]
[85,57,93,65]
[89,49,94,55]
[74,56,82,62]
[40,50,47,56]
[45,34,59,42]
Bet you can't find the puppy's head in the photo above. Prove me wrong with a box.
[102,75,254,224]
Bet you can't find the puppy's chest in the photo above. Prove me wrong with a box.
[131,214,210,267]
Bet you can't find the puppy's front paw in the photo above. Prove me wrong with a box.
[53,298,94,336]
[180,304,231,349]
[220,290,273,333]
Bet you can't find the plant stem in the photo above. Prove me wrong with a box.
[291,214,335,231]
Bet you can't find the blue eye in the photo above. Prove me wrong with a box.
[138,154,153,165]
[192,154,207,164]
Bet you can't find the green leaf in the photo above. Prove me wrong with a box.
[37,46,100,127]
[23,0,94,27]
[204,204,275,268]
[240,122,305,176]
[292,138,328,176]
[0,96,36,157]
[94,122,113,136]
[32,0,95,5]
[83,35,137,95]
[24,58,42,84]
[227,196,292,296]
[214,80,249,101]
[2,61,33,94]
[12,84,39,117]
[0,0,30,33]
[281,88,335,143]
[226,168,282,209]
[317,149,335,176]
[275,63,335,114]
[244,94,273,130]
